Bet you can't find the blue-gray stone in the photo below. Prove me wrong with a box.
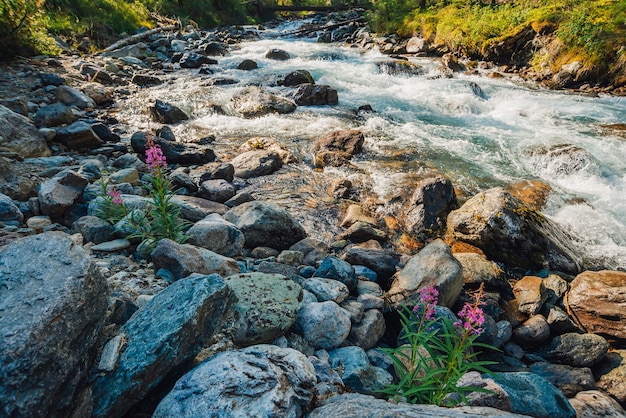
[91,273,235,418]
[315,256,357,291]
[327,346,393,395]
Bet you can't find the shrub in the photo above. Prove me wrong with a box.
[380,284,497,406]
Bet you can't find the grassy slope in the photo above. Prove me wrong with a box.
[368,0,626,87]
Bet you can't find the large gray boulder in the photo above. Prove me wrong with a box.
[0,232,108,418]
[55,84,96,109]
[307,393,530,417]
[33,102,76,128]
[0,192,23,225]
[231,86,297,118]
[222,273,302,346]
[185,213,245,257]
[386,239,463,309]
[224,201,307,250]
[153,345,316,418]
[38,170,89,221]
[447,188,583,274]
[91,273,235,418]
[0,104,51,157]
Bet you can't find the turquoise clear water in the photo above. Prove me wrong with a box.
[116,22,626,270]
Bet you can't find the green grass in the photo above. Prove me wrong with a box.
[368,0,626,83]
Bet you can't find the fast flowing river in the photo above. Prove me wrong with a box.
[115,20,626,271]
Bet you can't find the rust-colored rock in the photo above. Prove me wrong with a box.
[567,270,626,340]
[507,180,552,211]
[513,276,547,315]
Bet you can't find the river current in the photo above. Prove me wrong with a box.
[115,20,626,270]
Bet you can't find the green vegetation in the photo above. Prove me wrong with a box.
[0,0,254,59]
[368,0,626,81]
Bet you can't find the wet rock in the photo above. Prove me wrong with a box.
[130,73,163,86]
[593,349,626,405]
[0,232,108,418]
[33,102,76,128]
[237,59,258,70]
[314,256,357,291]
[303,277,349,303]
[534,332,608,367]
[387,239,463,309]
[567,270,626,340]
[489,371,576,418]
[222,273,302,346]
[403,176,457,239]
[0,192,23,225]
[290,84,338,106]
[447,187,583,274]
[327,346,392,395]
[203,41,228,56]
[342,246,397,284]
[38,170,88,220]
[507,180,552,211]
[130,132,215,165]
[179,52,218,68]
[91,273,235,418]
[150,99,189,124]
[512,314,551,348]
[513,276,547,315]
[55,84,96,109]
[231,149,283,178]
[186,213,244,257]
[224,201,307,250]
[231,86,296,118]
[54,121,104,150]
[329,178,351,198]
[151,239,239,281]
[190,161,235,183]
[171,195,228,222]
[340,203,377,227]
[294,301,351,349]
[307,393,529,417]
[0,105,51,157]
[569,390,626,418]
[278,69,315,86]
[337,221,387,243]
[406,36,428,54]
[346,309,386,350]
[313,129,364,156]
[528,362,595,397]
[525,144,600,177]
[197,179,235,203]
[377,59,424,76]
[266,48,290,60]
[72,215,113,244]
[441,53,466,72]
[153,345,315,418]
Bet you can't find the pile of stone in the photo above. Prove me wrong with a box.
[0,17,625,418]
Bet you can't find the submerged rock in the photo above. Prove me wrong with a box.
[150,99,189,124]
[231,86,296,118]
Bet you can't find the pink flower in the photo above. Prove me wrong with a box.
[454,285,487,336]
[146,143,167,173]
[108,188,123,205]
[414,286,438,320]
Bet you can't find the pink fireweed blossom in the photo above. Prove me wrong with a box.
[146,143,167,173]
[454,284,486,336]
[108,188,123,205]
[414,286,438,320]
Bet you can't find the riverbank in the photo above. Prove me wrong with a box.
[1,13,626,418]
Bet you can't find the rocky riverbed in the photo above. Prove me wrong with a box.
[1,12,626,418]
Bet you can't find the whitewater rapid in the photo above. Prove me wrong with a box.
[114,21,626,270]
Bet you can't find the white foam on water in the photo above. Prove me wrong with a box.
[112,34,626,269]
